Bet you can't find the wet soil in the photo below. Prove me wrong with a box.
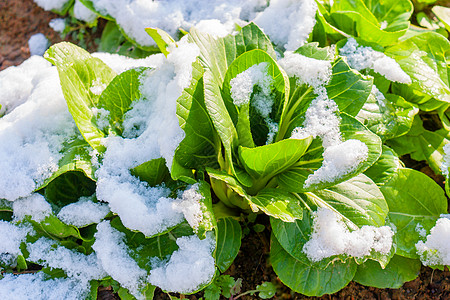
[2,0,450,299]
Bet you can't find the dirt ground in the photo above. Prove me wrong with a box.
[1,0,449,299]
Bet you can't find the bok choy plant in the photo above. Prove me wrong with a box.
[1,0,450,298]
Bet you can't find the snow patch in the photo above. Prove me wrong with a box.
[254,0,318,51]
[230,62,272,106]
[57,197,110,227]
[49,18,66,33]
[340,38,411,84]
[90,0,266,47]
[148,234,216,293]
[279,51,332,89]
[95,41,201,236]
[0,221,31,266]
[0,273,90,300]
[92,52,164,74]
[303,208,394,262]
[441,143,450,177]
[33,0,70,11]
[174,183,204,232]
[416,217,450,266]
[13,194,52,222]
[74,0,97,23]
[27,237,106,284]
[28,33,49,56]
[0,56,78,201]
[304,139,369,187]
[93,221,147,298]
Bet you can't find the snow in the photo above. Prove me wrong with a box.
[304,139,369,187]
[0,273,90,300]
[285,52,368,187]
[416,217,450,266]
[0,56,78,201]
[33,0,70,11]
[303,208,394,262]
[73,0,97,23]
[340,38,412,84]
[90,0,266,47]
[27,237,106,284]
[92,107,110,130]
[49,18,66,33]
[13,194,52,222]
[230,62,272,107]
[230,62,279,144]
[254,0,318,51]
[89,78,107,95]
[148,234,216,293]
[57,196,110,227]
[0,221,31,266]
[92,52,164,74]
[416,223,427,238]
[290,92,341,148]
[95,40,201,236]
[28,34,49,56]
[278,51,333,89]
[441,143,450,176]
[174,183,204,232]
[92,221,147,298]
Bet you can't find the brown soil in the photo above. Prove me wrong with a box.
[2,1,450,300]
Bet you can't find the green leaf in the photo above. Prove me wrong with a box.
[307,174,389,227]
[174,60,218,174]
[239,138,312,181]
[380,168,448,258]
[203,281,221,300]
[45,42,117,151]
[270,232,356,297]
[327,57,373,117]
[364,0,413,32]
[353,255,421,288]
[249,189,303,222]
[277,57,373,141]
[278,113,382,192]
[356,92,418,140]
[145,28,176,57]
[215,218,242,273]
[44,171,96,213]
[79,0,112,20]
[99,21,156,58]
[326,0,409,47]
[207,168,251,210]
[256,282,277,299]
[189,23,276,184]
[215,275,238,298]
[364,146,402,186]
[432,6,450,32]
[193,181,216,239]
[222,49,290,147]
[110,218,194,265]
[28,215,89,241]
[385,32,450,106]
[37,137,96,191]
[130,158,169,187]
[97,67,149,134]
